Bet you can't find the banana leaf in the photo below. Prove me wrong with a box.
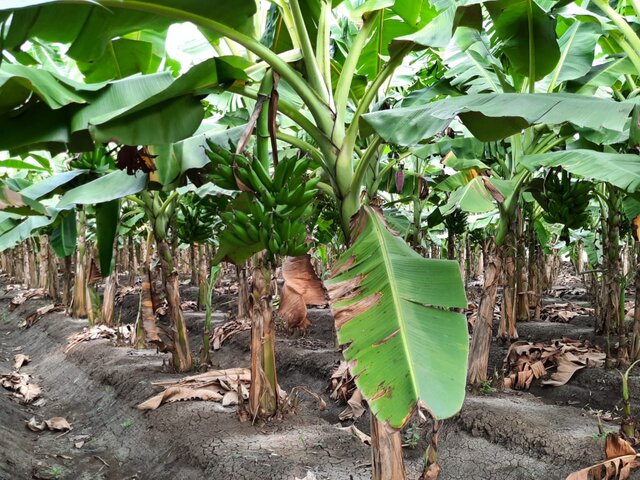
[521,149,640,192]
[327,207,468,428]
[362,93,635,144]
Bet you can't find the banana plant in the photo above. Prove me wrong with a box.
[0,1,477,476]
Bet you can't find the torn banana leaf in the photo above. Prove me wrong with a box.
[327,206,468,428]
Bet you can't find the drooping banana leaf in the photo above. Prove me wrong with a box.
[50,210,77,257]
[1,0,257,63]
[95,199,120,276]
[521,150,640,192]
[326,207,468,428]
[362,93,635,144]
[57,170,147,208]
[0,214,58,252]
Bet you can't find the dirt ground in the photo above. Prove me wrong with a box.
[0,269,636,480]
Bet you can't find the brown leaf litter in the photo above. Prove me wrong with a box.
[10,288,46,309]
[211,318,251,350]
[137,367,250,410]
[567,433,640,479]
[1,372,41,403]
[13,354,30,370]
[329,360,366,420]
[503,338,605,390]
[539,302,593,323]
[26,416,72,432]
[64,325,135,353]
[22,304,65,328]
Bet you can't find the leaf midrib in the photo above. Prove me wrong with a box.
[370,211,419,401]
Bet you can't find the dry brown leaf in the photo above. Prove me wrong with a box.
[137,386,223,410]
[13,354,30,370]
[606,434,636,459]
[24,304,65,328]
[542,356,586,387]
[10,289,46,309]
[337,425,371,445]
[138,368,251,410]
[19,382,42,403]
[339,388,366,421]
[566,455,639,480]
[279,255,328,331]
[26,417,46,432]
[211,318,250,350]
[1,372,41,403]
[64,325,135,353]
[45,417,71,431]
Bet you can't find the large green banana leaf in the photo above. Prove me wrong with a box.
[484,0,559,81]
[362,93,635,144]
[0,56,248,152]
[326,207,468,427]
[1,0,256,63]
[50,210,77,258]
[521,149,640,192]
[95,200,120,275]
[57,171,147,208]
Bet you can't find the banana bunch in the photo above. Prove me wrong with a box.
[205,140,319,257]
[140,191,176,241]
[444,210,468,236]
[69,146,113,172]
[533,169,592,230]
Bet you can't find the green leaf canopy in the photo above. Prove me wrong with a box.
[1,0,257,63]
[326,207,468,428]
[521,149,640,192]
[362,93,635,144]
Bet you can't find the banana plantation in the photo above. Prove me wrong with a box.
[5,0,640,479]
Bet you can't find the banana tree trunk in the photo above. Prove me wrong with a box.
[62,255,72,309]
[72,209,92,322]
[468,239,503,385]
[38,237,48,290]
[190,244,198,286]
[197,244,208,310]
[46,240,59,302]
[602,187,625,366]
[101,265,117,326]
[515,209,529,322]
[631,244,640,361]
[248,255,278,418]
[237,264,250,319]
[127,236,138,286]
[371,414,406,480]
[157,238,192,372]
[498,224,518,340]
[447,230,455,260]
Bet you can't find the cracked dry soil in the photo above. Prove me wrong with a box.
[0,281,635,480]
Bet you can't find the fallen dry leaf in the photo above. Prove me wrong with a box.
[1,372,41,403]
[339,388,366,421]
[64,325,135,353]
[138,368,250,410]
[10,288,46,309]
[337,425,371,445]
[211,318,251,350]
[567,434,640,479]
[45,417,71,431]
[504,338,604,390]
[13,354,30,370]
[23,304,65,328]
[26,417,46,432]
[26,416,72,432]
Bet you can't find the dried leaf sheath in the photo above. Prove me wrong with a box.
[326,207,468,429]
